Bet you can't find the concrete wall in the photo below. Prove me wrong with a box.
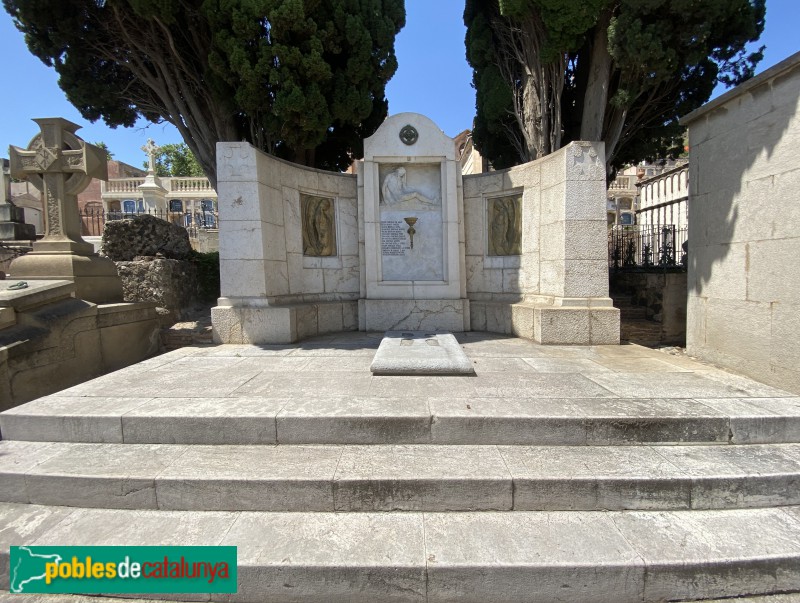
[682,51,800,394]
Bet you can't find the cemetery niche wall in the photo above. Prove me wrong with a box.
[681,51,800,394]
[212,113,619,344]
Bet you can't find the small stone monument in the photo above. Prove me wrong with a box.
[137,138,167,211]
[8,118,123,303]
[361,114,468,331]
[212,112,619,344]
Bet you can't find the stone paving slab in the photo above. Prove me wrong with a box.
[370,331,475,375]
[0,396,153,443]
[423,510,645,603]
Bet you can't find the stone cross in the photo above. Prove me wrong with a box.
[8,118,107,250]
[142,138,161,174]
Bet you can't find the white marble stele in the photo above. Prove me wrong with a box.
[359,114,469,332]
[211,112,619,345]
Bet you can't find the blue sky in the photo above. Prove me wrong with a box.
[1,0,797,168]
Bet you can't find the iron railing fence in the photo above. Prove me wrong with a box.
[608,225,688,271]
[79,207,219,238]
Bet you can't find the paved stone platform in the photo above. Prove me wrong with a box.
[1,331,799,602]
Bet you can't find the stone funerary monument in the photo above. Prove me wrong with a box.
[212,113,619,344]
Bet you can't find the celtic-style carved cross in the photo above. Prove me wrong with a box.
[8,118,107,250]
[142,138,161,174]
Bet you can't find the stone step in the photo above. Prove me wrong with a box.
[3,441,800,512]
[2,502,800,602]
[3,393,800,446]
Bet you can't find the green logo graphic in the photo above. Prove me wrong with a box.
[10,546,237,594]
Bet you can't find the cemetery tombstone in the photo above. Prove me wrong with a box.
[8,118,123,302]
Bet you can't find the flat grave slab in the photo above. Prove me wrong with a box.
[370,331,475,376]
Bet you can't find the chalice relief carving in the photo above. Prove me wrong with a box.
[488,194,522,256]
[380,167,439,209]
[301,194,337,257]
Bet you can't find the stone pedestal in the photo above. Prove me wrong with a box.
[138,140,168,211]
[138,179,168,212]
[0,205,35,241]
[7,118,123,304]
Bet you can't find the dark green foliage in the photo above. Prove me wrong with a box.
[147,143,205,178]
[189,250,221,303]
[465,0,765,172]
[4,0,405,184]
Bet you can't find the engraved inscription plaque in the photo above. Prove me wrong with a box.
[381,220,408,256]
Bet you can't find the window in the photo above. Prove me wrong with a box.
[122,199,143,214]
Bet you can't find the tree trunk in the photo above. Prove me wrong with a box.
[580,10,613,142]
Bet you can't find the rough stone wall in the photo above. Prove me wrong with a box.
[683,53,800,394]
[102,214,193,261]
[116,258,198,320]
[102,215,198,320]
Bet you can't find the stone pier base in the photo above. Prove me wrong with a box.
[212,299,359,345]
[470,300,620,345]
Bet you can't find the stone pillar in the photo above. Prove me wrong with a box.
[138,139,168,211]
[8,118,123,303]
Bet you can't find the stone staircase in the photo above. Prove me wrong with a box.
[2,333,800,602]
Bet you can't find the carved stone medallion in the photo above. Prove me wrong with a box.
[399,125,418,146]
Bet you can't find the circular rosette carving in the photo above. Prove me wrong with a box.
[399,125,418,146]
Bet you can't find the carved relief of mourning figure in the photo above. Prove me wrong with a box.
[381,167,438,208]
[301,195,337,256]
[488,195,522,256]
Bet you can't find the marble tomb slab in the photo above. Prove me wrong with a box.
[370,331,475,376]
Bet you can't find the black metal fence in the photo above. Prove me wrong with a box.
[79,208,218,238]
[608,225,688,270]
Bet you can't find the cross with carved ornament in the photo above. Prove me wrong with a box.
[8,118,107,250]
[142,138,161,174]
